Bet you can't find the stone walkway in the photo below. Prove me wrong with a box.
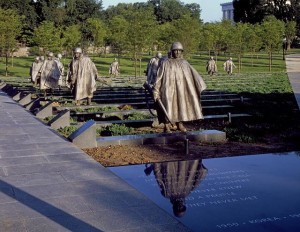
[286,54,300,109]
[0,91,189,231]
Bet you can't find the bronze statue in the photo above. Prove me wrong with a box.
[223,57,236,75]
[153,42,207,133]
[38,52,60,97]
[67,47,98,106]
[206,56,218,76]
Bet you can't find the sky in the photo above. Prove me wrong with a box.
[102,0,229,22]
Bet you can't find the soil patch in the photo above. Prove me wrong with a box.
[83,131,300,167]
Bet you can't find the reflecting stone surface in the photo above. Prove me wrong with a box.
[109,152,300,232]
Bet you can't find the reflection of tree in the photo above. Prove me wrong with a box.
[144,159,207,217]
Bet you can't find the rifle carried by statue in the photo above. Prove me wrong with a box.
[143,82,175,127]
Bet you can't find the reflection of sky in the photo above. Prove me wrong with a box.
[110,152,300,232]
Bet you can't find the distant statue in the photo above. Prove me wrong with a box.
[146,52,162,85]
[29,56,43,86]
[55,53,64,89]
[153,42,207,133]
[144,159,207,217]
[206,56,218,76]
[38,52,60,97]
[223,57,236,75]
[109,58,120,78]
[67,47,98,106]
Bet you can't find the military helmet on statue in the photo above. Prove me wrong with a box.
[170,42,184,51]
[74,47,82,53]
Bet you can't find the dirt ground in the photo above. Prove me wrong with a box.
[83,129,300,167]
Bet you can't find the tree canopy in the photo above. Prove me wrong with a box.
[233,0,300,33]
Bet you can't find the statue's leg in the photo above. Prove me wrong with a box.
[87,98,92,105]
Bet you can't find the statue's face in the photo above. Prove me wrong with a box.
[172,49,182,59]
[74,52,81,59]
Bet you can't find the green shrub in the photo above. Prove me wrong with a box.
[106,124,135,136]
[125,112,152,120]
[99,106,120,112]
[57,126,77,137]
[43,115,54,123]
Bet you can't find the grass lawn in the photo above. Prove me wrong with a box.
[1,49,299,79]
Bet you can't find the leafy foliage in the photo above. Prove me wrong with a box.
[125,112,153,120]
[32,21,62,54]
[0,8,22,52]
[57,125,77,137]
[104,124,135,136]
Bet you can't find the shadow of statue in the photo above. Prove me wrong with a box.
[144,159,207,217]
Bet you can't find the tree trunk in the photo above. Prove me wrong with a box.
[238,54,241,74]
[269,52,272,72]
[11,53,14,67]
[134,53,137,78]
[139,59,142,77]
[5,52,8,77]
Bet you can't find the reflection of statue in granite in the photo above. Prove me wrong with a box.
[144,159,207,217]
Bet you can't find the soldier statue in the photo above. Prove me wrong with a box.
[67,47,98,106]
[153,42,207,133]
[38,52,60,97]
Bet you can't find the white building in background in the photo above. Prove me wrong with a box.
[221,2,234,21]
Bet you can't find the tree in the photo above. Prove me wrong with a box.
[170,14,201,57]
[0,0,38,45]
[233,0,267,24]
[227,23,249,73]
[64,0,103,25]
[125,7,158,77]
[218,20,235,55]
[260,16,285,71]
[285,20,297,50]
[0,8,22,76]
[152,0,190,23]
[107,15,130,57]
[32,21,62,55]
[199,23,219,57]
[104,3,135,22]
[184,3,201,21]
[62,24,82,55]
[156,22,176,52]
[34,0,66,26]
[245,24,263,65]
[233,0,300,26]
[86,18,107,54]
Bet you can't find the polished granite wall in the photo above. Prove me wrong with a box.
[110,152,300,232]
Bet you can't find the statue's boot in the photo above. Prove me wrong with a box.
[164,123,171,133]
[177,122,187,132]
